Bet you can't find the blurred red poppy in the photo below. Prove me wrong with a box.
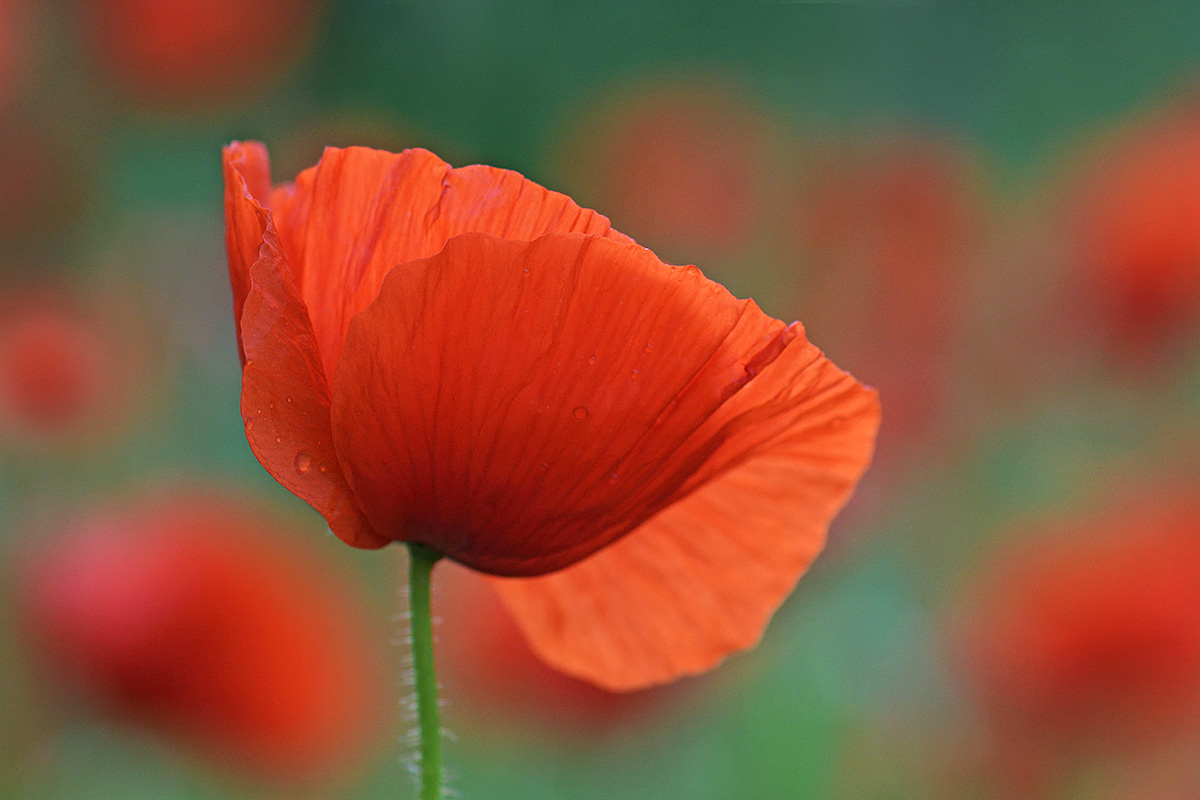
[15,489,390,783]
[954,491,1200,760]
[80,0,320,108]
[0,285,145,449]
[789,132,981,474]
[1066,102,1200,366]
[556,78,771,256]
[223,141,878,689]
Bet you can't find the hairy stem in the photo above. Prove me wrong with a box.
[407,542,443,800]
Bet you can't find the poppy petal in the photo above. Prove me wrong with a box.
[223,141,274,361]
[262,145,632,378]
[329,232,810,575]
[491,339,879,690]
[224,145,385,550]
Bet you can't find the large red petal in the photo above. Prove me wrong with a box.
[262,145,632,377]
[329,232,801,575]
[492,339,879,690]
[223,144,384,549]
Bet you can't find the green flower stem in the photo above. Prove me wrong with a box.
[407,542,444,800]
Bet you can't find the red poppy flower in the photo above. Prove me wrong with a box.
[80,0,320,108]
[953,491,1200,757]
[1066,102,1200,364]
[556,78,770,255]
[0,284,145,448]
[223,141,878,689]
[788,132,981,473]
[15,489,390,783]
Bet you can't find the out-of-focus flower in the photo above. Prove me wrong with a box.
[15,489,390,783]
[556,78,771,256]
[953,491,1200,763]
[79,0,321,109]
[1065,102,1200,367]
[223,141,878,690]
[788,132,982,475]
[435,560,668,733]
[0,284,146,450]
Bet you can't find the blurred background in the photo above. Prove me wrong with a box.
[2,2,1200,799]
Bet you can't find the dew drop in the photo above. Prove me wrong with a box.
[274,435,282,444]
[645,343,655,352]
[631,369,640,379]
[607,472,619,484]
[318,462,328,473]
[285,396,293,404]
[573,406,589,420]
[267,401,276,410]
[521,267,530,275]
[294,451,312,473]
[540,461,550,470]
[255,407,263,415]
[587,354,597,365]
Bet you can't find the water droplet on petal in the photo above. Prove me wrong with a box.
[645,343,655,352]
[540,461,549,470]
[285,396,293,404]
[631,369,640,379]
[521,267,530,275]
[274,435,282,443]
[607,472,619,484]
[318,462,327,473]
[573,406,588,420]
[588,354,597,365]
[255,407,263,415]
[294,451,312,473]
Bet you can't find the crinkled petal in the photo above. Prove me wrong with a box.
[222,141,273,362]
[263,145,632,377]
[223,144,384,549]
[491,339,879,690]
[329,232,800,575]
